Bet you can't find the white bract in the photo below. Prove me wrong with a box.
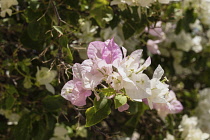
[0,0,18,17]
[146,65,169,109]
[179,115,210,140]
[116,50,152,101]
[36,67,57,94]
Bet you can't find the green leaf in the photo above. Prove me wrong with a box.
[23,77,32,89]
[5,85,18,95]
[66,46,73,63]
[53,26,63,36]
[114,94,127,109]
[12,113,36,140]
[5,95,16,109]
[85,99,111,127]
[90,6,113,28]
[42,95,64,111]
[27,22,41,40]
[93,97,108,111]
[59,35,68,48]
[123,21,136,40]
[99,88,116,97]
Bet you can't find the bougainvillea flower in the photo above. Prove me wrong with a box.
[116,49,152,101]
[146,39,161,55]
[118,103,129,112]
[61,80,91,106]
[146,65,169,109]
[144,90,183,119]
[87,38,123,64]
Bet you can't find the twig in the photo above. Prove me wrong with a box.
[51,0,62,26]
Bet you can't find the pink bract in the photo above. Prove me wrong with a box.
[87,38,123,64]
[61,80,91,106]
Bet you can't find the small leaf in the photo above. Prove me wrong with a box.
[99,88,116,97]
[114,94,127,109]
[42,95,64,111]
[85,99,111,127]
[23,77,32,89]
[67,46,73,63]
[6,95,16,109]
[53,26,63,36]
[27,22,41,40]
[90,6,113,28]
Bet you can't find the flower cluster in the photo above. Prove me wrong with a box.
[195,88,210,133]
[178,115,210,140]
[111,0,180,7]
[0,0,18,17]
[61,38,182,114]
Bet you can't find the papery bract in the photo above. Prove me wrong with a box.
[147,39,161,55]
[116,49,152,101]
[146,65,169,109]
[61,80,91,106]
[118,103,129,112]
[87,38,122,64]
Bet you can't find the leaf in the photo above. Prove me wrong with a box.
[123,22,136,40]
[27,22,41,40]
[93,97,108,111]
[5,85,18,95]
[32,114,56,140]
[42,95,64,111]
[12,113,36,140]
[53,26,63,36]
[114,94,127,109]
[85,99,111,127]
[5,95,16,109]
[66,46,73,63]
[59,35,68,48]
[99,88,116,97]
[23,77,32,89]
[90,5,113,28]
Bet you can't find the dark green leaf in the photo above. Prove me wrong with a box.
[85,99,111,127]
[42,95,64,111]
[5,95,16,109]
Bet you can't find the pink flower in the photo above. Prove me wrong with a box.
[61,80,92,106]
[87,38,123,64]
[118,103,130,112]
[145,21,164,38]
[147,39,161,55]
[144,90,183,120]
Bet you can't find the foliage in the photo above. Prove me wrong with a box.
[1,0,210,139]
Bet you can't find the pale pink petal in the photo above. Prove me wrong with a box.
[87,39,122,64]
[147,39,161,55]
[61,80,91,106]
[87,41,105,60]
[72,63,82,80]
[118,103,129,112]
[169,100,183,114]
[61,80,74,101]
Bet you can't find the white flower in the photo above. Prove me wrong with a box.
[116,50,152,101]
[0,0,18,17]
[192,36,202,53]
[196,88,210,133]
[50,124,70,140]
[146,65,169,109]
[36,67,57,94]
[179,115,210,140]
[164,132,175,140]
